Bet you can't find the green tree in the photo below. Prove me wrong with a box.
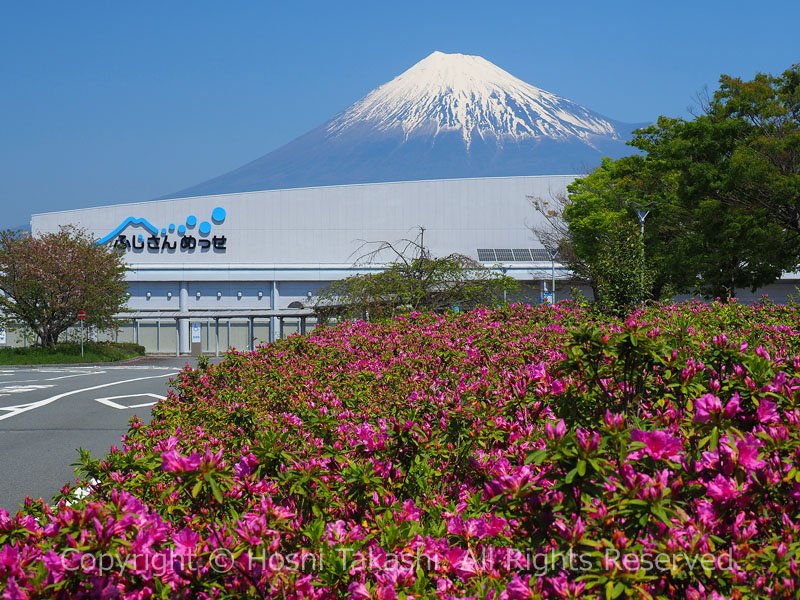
[315,228,517,321]
[592,221,655,314]
[709,64,800,237]
[560,156,677,302]
[557,64,800,303]
[0,226,128,348]
[631,112,796,298]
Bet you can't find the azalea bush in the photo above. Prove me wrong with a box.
[1,299,800,599]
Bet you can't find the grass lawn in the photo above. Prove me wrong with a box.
[0,341,145,365]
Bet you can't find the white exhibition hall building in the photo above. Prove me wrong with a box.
[26,176,576,354]
[21,175,800,355]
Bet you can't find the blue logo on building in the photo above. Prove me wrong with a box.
[99,207,227,253]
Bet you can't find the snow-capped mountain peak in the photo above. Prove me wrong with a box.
[327,51,620,147]
[164,52,644,200]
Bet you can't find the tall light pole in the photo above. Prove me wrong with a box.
[498,266,508,304]
[635,208,650,238]
[633,205,651,302]
[546,247,558,304]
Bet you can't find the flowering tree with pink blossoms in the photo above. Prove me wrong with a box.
[0,226,128,348]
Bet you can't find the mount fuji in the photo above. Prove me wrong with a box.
[167,51,646,199]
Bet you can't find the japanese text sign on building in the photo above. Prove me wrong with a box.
[98,207,228,255]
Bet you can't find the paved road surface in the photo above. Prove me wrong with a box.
[0,358,216,513]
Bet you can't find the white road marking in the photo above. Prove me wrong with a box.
[46,371,106,381]
[0,384,56,396]
[0,401,46,411]
[94,398,128,410]
[0,373,178,422]
[94,393,165,410]
[104,366,181,370]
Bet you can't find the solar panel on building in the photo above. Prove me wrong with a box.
[477,249,496,262]
[530,248,552,261]
[495,249,514,262]
[513,249,532,261]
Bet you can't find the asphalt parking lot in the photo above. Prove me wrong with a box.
[0,357,218,513]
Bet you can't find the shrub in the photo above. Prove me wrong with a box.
[1,301,799,598]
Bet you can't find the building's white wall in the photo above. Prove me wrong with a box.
[32,175,574,268]
[279,281,329,307]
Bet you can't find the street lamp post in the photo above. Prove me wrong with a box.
[498,266,508,304]
[546,248,558,304]
[633,206,651,301]
[635,208,650,238]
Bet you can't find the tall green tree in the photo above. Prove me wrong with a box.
[557,65,799,302]
[710,65,800,237]
[561,156,682,302]
[0,226,128,348]
[592,220,655,314]
[631,111,796,298]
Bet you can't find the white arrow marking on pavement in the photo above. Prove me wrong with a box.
[0,373,178,422]
[94,393,165,410]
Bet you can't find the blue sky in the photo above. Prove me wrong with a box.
[1,0,798,228]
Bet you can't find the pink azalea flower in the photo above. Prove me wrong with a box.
[234,452,259,477]
[485,465,535,497]
[706,474,740,503]
[551,575,586,598]
[576,428,600,453]
[173,527,199,557]
[160,449,202,472]
[629,429,683,461]
[544,419,566,440]
[553,516,585,543]
[0,543,20,572]
[757,399,780,424]
[603,410,625,431]
[503,574,532,600]
[376,585,397,600]
[447,515,465,536]
[348,582,371,600]
[723,393,741,419]
[486,515,508,537]
[464,517,488,539]
[736,437,765,471]
[446,547,479,580]
[43,550,66,585]
[399,499,422,522]
[326,520,349,544]
[2,577,26,600]
[791,482,800,502]
[693,393,722,423]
